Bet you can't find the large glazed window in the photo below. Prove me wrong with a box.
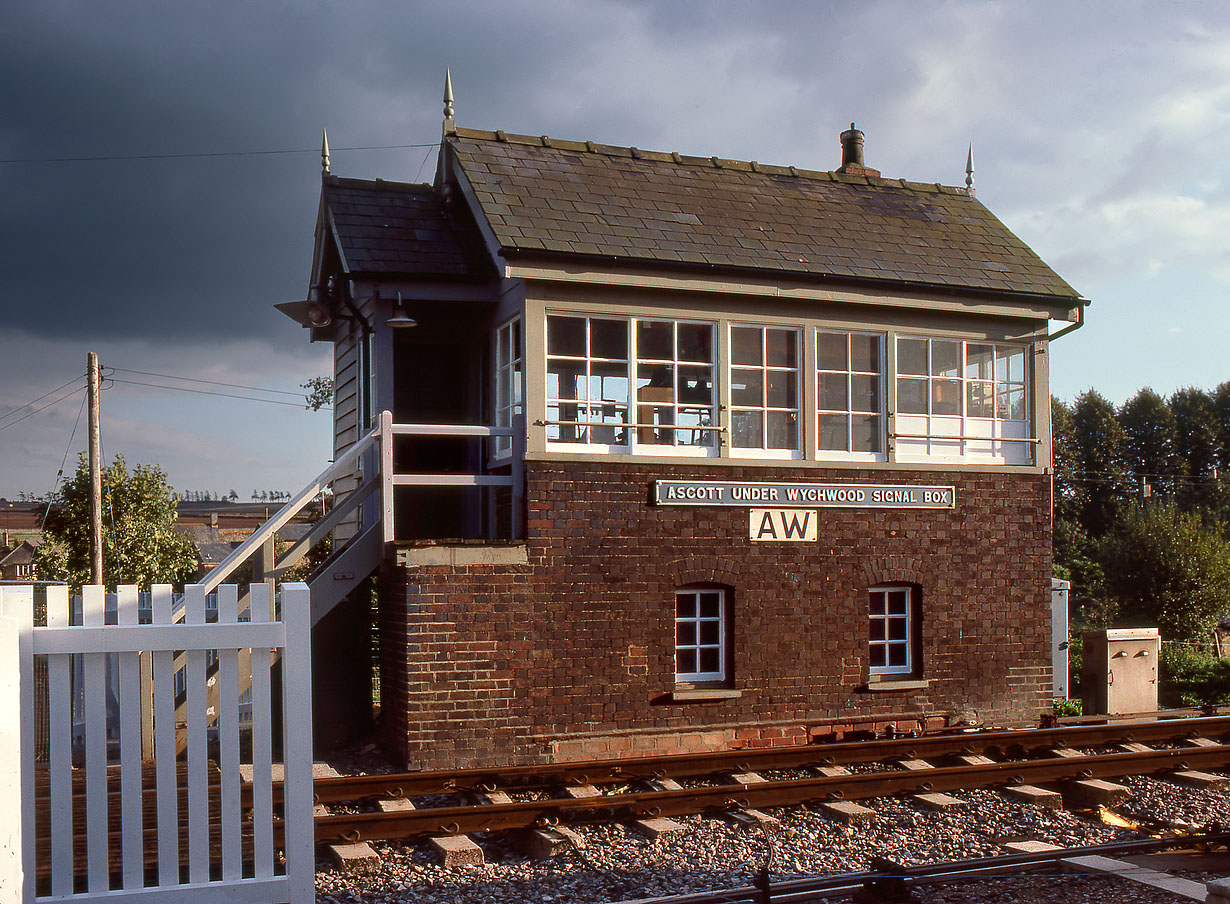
[817,330,885,460]
[895,336,1030,464]
[675,588,728,684]
[546,315,630,446]
[868,585,917,677]
[545,315,716,452]
[494,318,522,456]
[730,325,800,455]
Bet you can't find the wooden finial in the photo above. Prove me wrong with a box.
[321,128,331,174]
[443,68,456,136]
[965,143,975,195]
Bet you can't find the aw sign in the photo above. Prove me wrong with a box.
[749,509,817,542]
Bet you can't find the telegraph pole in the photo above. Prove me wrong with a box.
[87,352,103,586]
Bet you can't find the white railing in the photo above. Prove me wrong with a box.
[0,583,315,904]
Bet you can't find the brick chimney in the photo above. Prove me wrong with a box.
[836,122,880,177]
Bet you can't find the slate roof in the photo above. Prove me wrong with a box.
[321,175,487,278]
[447,128,1081,301]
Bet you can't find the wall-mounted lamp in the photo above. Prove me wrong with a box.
[387,290,418,329]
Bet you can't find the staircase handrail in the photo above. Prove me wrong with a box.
[190,424,381,597]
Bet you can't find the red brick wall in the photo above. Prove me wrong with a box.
[378,461,1053,770]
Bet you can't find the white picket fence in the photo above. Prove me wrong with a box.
[0,583,315,904]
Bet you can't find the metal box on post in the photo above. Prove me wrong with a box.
[1081,628,1160,715]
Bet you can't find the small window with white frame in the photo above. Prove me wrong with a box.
[493,317,522,456]
[868,585,917,677]
[729,325,801,455]
[817,330,885,460]
[675,587,727,684]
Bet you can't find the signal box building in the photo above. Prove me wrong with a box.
[289,106,1084,771]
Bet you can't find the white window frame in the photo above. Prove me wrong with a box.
[728,323,802,459]
[675,587,728,684]
[545,314,719,456]
[816,329,886,462]
[493,317,522,457]
[868,585,916,677]
[894,335,1031,465]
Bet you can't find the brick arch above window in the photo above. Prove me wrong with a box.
[860,557,925,588]
[667,557,741,588]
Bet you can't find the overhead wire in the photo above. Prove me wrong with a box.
[0,383,87,432]
[108,367,308,398]
[41,391,89,530]
[106,378,318,409]
[1,142,439,165]
[0,374,86,428]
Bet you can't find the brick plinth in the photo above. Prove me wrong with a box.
[378,461,1052,771]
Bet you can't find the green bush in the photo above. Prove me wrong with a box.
[1052,698,1082,717]
[1159,644,1230,708]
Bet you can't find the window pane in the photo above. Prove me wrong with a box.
[888,619,907,641]
[767,412,798,450]
[931,340,961,378]
[850,375,878,412]
[677,323,712,362]
[699,649,720,673]
[869,621,885,641]
[888,590,908,614]
[700,593,721,617]
[932,379,961,415]
[851,414,880,452]
[549,361,586,401]
[638,364,674,399]
[898,378,928,414]
[766,370,797,409]
[677,596,695,619]
[638,320,673,360]
[869,647,886,667]
[766,329,797,367]
[999,386,1026,421]
[897,338,928,375]
[591,319,628,360]
[967,382,994,418]
[731,327,762,366]
[996,346,1024,383]
[678,365,712,404]
[869,592,885,615]
[677,622,696,646]
[677,649,696,674]
[818,373,848,410]
[817,332,848,370]
[548,316,586,356]
[965,343,994,380]
[732,411,763,448]
[851,335,880,373]
[731,369,763,406]
[592,362,628,403]
[819,414,848,451]
[888,646,907,666]
[699,621,719,645]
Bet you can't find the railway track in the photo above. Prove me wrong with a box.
[311,715,1230,845]
[31,714,1230,880]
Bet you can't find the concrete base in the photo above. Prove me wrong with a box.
[723,808,779,829]
[1058,778,1131,808]
[520,826,582,859]
[1168,769,1230,790]
[1063,854,1206,901]
[999,784,1063,808]
[328,841,381,873]
[1002,840,1060,854]
[912,791,966,811]
[239,761,340,783]
[377,797,416,812]
[816,765,851,777]
[1208,875,1230,903]
[820,800,876,825]
[430,834,485,867]
[634,817,686,839]
[896,759,932,771]
[729,771,768,784]
[472,789,514,804]
[563,784,602,799]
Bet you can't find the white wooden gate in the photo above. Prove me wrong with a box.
[0,583,315,904]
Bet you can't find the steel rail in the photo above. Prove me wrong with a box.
[312,743,1230,843]
[307,715,1230,804]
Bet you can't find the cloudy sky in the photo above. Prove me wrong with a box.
[2,0,1228,500]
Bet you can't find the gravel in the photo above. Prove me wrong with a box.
[313,770,1229,903]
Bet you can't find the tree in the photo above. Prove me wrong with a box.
[33,454,198,591]
[1098,504,1230,643]
[1070,390,1132,535]
[302,376,333,411]
[1119,387,1184,500]
[1170,387,1221,510]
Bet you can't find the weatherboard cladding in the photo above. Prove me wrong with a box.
[447,128,1079,300]
[321,175,482,277]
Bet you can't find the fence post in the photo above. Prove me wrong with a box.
[280,583,315,903]
[511,412,526,539]
[0,613,22,904]
[0,586,33,904]
[380,410,394,543]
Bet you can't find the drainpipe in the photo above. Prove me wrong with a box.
[1047,301,1085,342]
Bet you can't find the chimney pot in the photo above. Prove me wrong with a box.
[836,122,880,177]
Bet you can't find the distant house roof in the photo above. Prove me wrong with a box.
[321,175,490,279]
[445,128,1080,301]
[0,539,38,568]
